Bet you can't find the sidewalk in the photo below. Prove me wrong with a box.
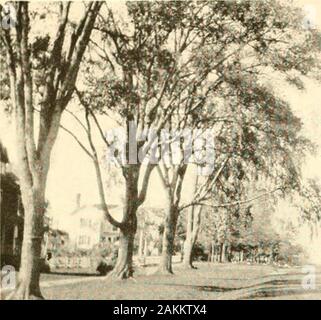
[0,273,102,298]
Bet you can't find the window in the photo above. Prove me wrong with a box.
[78,235,89,245]
[80,218,86,227]
[80,219,92,228]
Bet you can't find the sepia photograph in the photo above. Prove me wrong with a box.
[1,0,321,302]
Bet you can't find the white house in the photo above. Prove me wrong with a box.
[61,195,122,251]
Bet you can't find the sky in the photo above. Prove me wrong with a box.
[1,0,321,261]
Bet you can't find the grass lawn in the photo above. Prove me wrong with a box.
[40,268,98,282]
[41,262,321,300]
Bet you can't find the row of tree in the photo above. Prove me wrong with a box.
[1,1,321,299]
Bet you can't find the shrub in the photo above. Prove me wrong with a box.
[96,260,113,276]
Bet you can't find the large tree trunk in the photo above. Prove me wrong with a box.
[183,236,194,268]
[11,195,44,299]
[107,211,138,279]
[107,166,139,279]
[158,203,178,274]
[183,205,202,269]
[3,2,101,299]
[215,245,220,262]
[109,224,135,279]
[183,204,193,268]
[220,243,226,263]
[183,168,199,269]
[8,167,48,300]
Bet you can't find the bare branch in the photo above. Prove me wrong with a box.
[20,3,37,174]
[183,188,282,211]
[60,124,93,160]
[84,108,124,228]
[179,156,230,212]
[138,163,156,206]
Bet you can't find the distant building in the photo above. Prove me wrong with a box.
[43,228,70,258]
[0,142,24,268]
[62,195,121,251]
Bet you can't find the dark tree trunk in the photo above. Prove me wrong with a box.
[220,243,227,263]
[183,205,202,269]
[107,165,140,279]
[158,204,178,274]
[108,199,138,279]
[211,242,215,262]
[109,225,135,279]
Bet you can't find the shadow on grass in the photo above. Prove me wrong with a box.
[243,284,318,299]
[199,278,316,299]
[198,278,303,293]
[47,271,100,277]
[140,277,305,295]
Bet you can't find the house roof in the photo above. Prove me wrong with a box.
[70,203,119,216]
[50,228,69,237]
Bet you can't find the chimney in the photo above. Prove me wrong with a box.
[76,193,81,209]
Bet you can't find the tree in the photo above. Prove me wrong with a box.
[63,0,320,277]
[154,0,321,273]
[293,178,321,242]
[0,2,102,299]
[73,1,224,278]
[182,171,203,268]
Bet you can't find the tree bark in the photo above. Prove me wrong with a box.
[10,187,45,299]
[210,242,215,262]
[158,203,178,274]
[107,166,139,279]
[240,249,244,262]
[183,203,194,268]
[3,2,102,299]
[220,243,226,263]
[108,223,136,279]
[182,167,202,269]
[226,244,230,262]
[183,236,194,268]
[6,153,48,300]
[183,205,202,269]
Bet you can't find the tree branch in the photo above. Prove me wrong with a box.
[60,124,94,160]
[138,163,156,206]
